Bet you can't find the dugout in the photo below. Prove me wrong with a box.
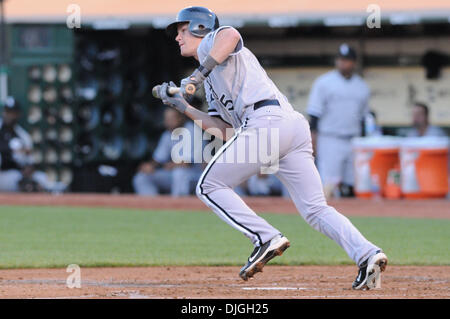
[2,0,450,193]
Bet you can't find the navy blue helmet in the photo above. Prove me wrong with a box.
[166,6,219,38]
[2,96,21,112]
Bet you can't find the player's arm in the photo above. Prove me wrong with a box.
[182,29,239,138]
[306,78,325,156]
[361,85,371,136]
[157,82,232,141]
[181,28,241,95]
[309,115,319,155]
[208,27,241,64]
[159,29,240,140]
[181,28,239,138]
[184,105,232,140]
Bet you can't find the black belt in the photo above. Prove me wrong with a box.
[253,99,280,111]
[319,133,357,140]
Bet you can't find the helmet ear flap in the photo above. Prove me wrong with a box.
[166,6,219,38]
[214,16,220,30]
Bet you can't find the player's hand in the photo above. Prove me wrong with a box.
[180,55,218,99]
[139,162,154,174]
[180,70,205,99]
[159,81,189,113]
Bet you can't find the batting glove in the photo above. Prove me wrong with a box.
[159,81,189,114]
[181,54,218,99]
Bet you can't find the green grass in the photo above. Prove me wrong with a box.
[0,205,449,268]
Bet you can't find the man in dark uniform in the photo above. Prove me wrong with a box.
[0,96,34,191]
[0,97,67,192]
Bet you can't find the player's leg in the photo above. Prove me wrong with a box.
[268,175,287,197]
[341,144,356,197]
[276,114,387,289]
[343,141,355,187]
[277,149,380,263]
[196,128,282,246]
[275,115,382,265]
[316,135,346,198]
[280,179,291,199]
[196,125,289,280]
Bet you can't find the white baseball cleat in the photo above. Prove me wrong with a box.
[352,250,388,290]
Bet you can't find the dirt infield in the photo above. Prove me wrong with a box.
[0,193,449,219]
[0,266,449,299]
[0,193,449,299]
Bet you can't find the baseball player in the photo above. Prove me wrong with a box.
[156,6,387,290]
[307,44,370,198]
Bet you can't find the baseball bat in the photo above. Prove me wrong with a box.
[152,83,196,99]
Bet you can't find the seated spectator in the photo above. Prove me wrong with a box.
[0,97,67,193]
[404,102,447,137]
[133,108,202,196]
[247,173,289,198]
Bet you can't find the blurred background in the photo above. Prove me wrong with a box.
[0,0,449,197]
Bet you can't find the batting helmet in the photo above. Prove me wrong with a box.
[166,6,219,39]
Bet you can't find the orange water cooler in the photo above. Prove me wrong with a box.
[400,137,449,198]
[352,137,401,198]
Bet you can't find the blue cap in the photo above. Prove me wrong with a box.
[2,96,21,112]
[337,43,357,60]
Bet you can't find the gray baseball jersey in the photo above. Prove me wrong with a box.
[198,26,293,129]
[306,70,370,187]
[194,28,381,267]
[307,70,370,137]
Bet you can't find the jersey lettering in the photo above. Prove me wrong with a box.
[219,94,234,111]
[206,79,234,113]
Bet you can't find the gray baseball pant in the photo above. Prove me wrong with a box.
[196,106,380,266]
